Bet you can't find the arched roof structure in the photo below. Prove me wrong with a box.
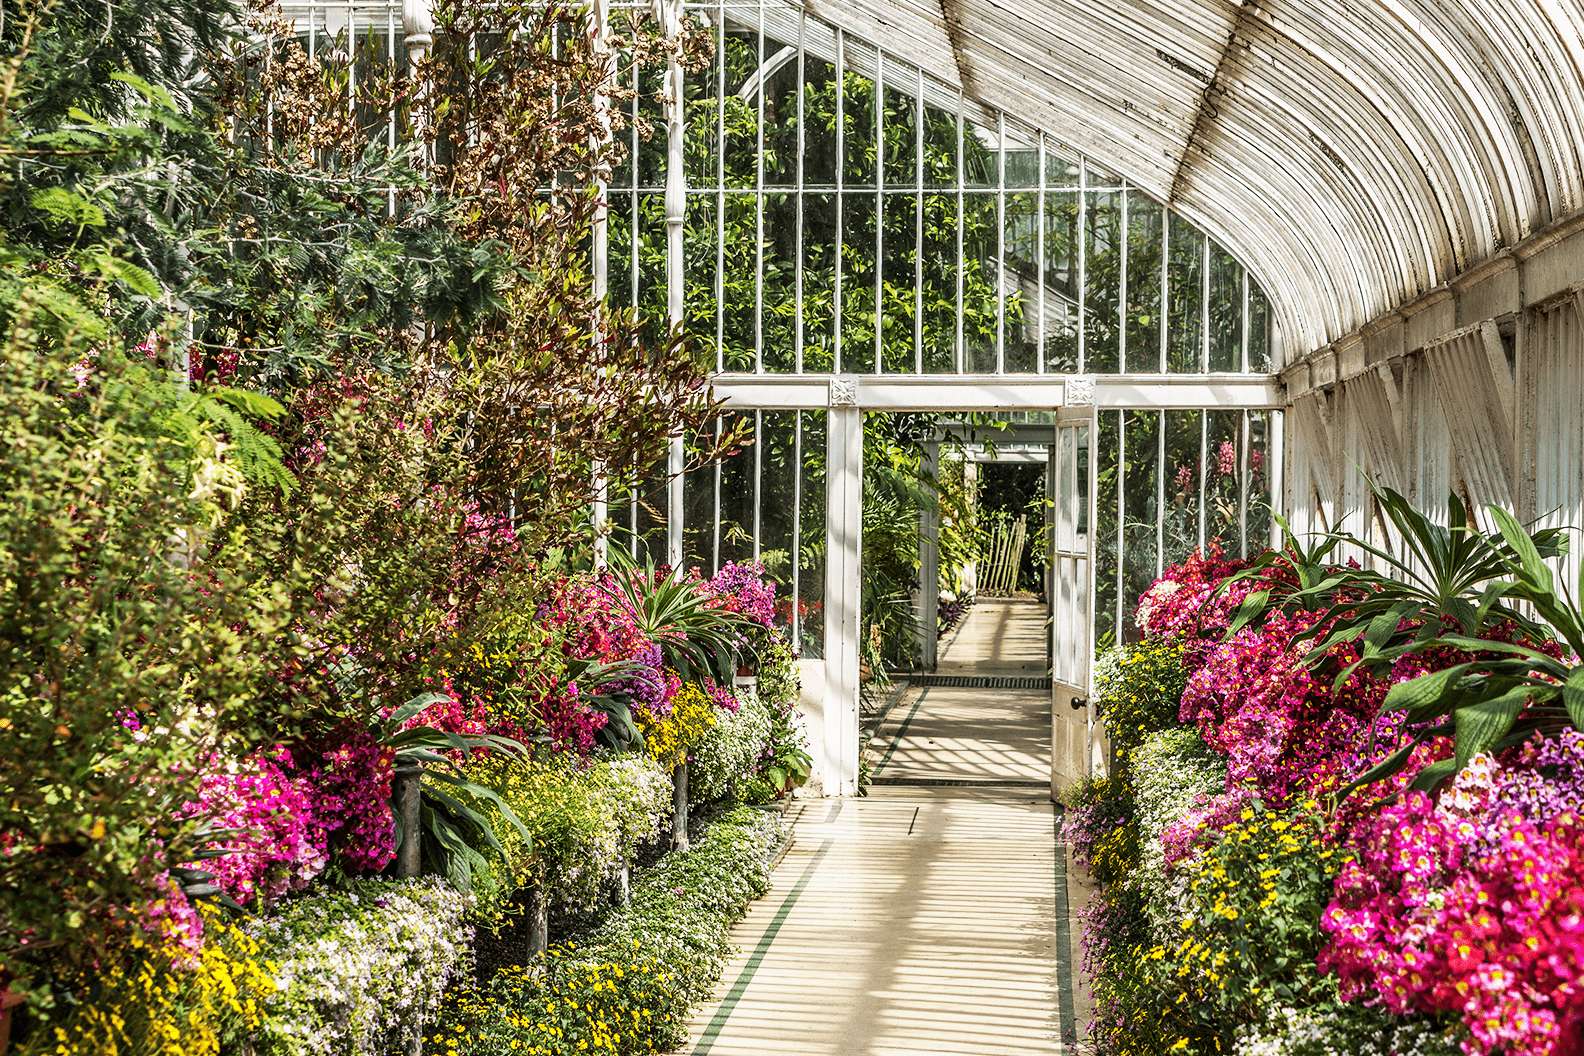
[802,0,1584,364]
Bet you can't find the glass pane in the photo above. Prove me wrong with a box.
[1248,284,1272,372]
[840,194,877,371]
[762,34,799,188]
[841,40,878,190]
[1248,410,1273,552]
[923,105,958,188]
[722,28,757,190]
[1208,241,1243,371]
[1046,148,1081,190]
[759,412,798,585]
[1084,189,1122,373]
[963,115,997,189]
[799,411,827,657]
[1093,410,1120,650]
[882,75,917,188]
[881,192,918,373]
[802,192,837,372]
[1166,213,1205,372]
[1206,409,1241,547]
[1044,186,1079,373]
[634,442,670,561]
[922,192,958,373]
[1164,410,1202,566]
[1004,192,1039,373]
[637,192,669,343]
[720,192,757,370]
[761,192,797,372]
[683,12,721,187]
[719,413,756,567]
[962,191,998,372]
[1125,191,1163,373]
[682,439,716,572]
[802,53,838,188]
[1122,410,1160,641]
[1004,126,1040,190]
[608,190,635,310]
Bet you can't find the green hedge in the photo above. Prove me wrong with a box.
[430,805,787,1056]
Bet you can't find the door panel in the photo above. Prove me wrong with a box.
[1050,411,1094,798]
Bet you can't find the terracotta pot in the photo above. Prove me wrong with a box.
[0,987,26,1056]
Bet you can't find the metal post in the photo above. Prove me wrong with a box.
[919,441,940,670]
[591,0,612,567]
[393,762,423,879]
[671,762,690,851]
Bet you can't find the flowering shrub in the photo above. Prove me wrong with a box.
[636,680,717,772]
[430,806,785,1056]
[1127,730,1225,941]
[1321,732,1584,1056]
[1092,640,1189,761]
[464,753,673,924]
[1231,1004,1462,1056]
[691,685,774,801]
[250,878,473,1056]
[38,906,274,1056]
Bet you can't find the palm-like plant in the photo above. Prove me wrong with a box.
[602,547,751,685]
[378,693,532,892]
[1357,507,1584,794]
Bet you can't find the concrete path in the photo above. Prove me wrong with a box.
[681,594,1089,1055]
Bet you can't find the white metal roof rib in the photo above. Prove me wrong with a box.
[806,0,1584,365]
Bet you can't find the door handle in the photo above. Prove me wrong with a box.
[1069,697,1088,711]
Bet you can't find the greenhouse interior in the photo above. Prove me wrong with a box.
[4,0,1584,1053]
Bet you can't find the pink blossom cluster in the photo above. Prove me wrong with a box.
[542,576,669,719]
[704,561,779,628]
[183,734,397,907]
[1320,740,1584,1056]
[1134,546,1254,652]
[183,748,330,907]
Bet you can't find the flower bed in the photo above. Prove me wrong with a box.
[430,806,787,1055]
[1071,511,1584,1056]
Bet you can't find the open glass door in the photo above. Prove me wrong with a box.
[1049,408,1094,798]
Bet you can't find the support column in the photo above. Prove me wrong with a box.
[818,396,863,796]
[590,0,612,567]
[656,0,686,568]
[918,441,940,672]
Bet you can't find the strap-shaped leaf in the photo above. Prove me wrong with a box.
[1382,664,1476,713]
[1565,667,1584,730]
[1453,691,1528,767]
[1227,589,1271,635]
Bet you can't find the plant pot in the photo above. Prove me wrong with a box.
[1,987,26,1056]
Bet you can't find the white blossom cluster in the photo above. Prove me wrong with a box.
[1233,1004,1463,1056]
[1128,727,1225,944]
[249,877,474,1056]
[690,688,774,802]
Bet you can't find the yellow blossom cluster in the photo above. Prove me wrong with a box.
[635,680,716,771]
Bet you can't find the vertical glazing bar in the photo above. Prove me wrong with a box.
[754,0,765,373]
[1240,267,1251,373]
[914,65,924,375]
[1198,412,1208,549]
[834,29,844,373]
[1118,183,1129,373]
[1269,410,1286,549]
[1156,410,1165,576]
[1115,411,1126,639]
[954,99,964,374]
[1077,158,1087,374]
[715,1,725,371]
[995,111,1005,374]
[1036,131,1046,374]
[753,411,763,561]
[630,49,640,307]
[874,54,884,374]
[712,418,722,572]
[1239,411,1251,557]
[1201,235,1211,372]
[387,5,396,215]
[346,0,356,116]
[794,11,806,373]
[792,411,803,646]
[1085,407,1099,681]
[1159,203,1170,372]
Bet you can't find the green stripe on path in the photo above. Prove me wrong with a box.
[691,835,836,1055]
[1053,808,1077,1046]
[874,686,932,776]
